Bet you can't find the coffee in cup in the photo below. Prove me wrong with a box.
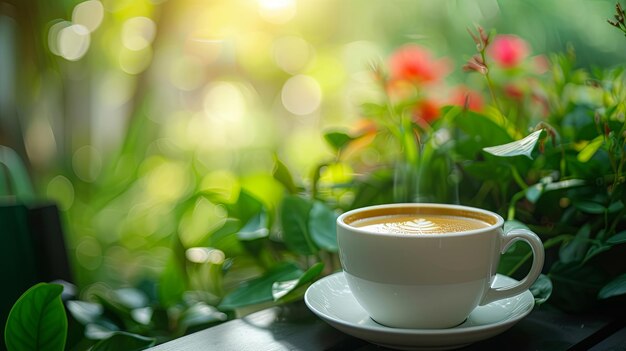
[337,203,544,329]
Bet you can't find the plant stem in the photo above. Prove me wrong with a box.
[510,166,529,189]
[506,234,569,276]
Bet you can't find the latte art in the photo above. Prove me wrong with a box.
[381,218,439,234]
[351,214,490,234]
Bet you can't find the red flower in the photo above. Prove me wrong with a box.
[504,84,524,100]
[487,35,530,68]
[450,87,484,112]
[389,45,450,85]
[413,98,441,123]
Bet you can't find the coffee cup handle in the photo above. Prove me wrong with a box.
[479,228,545,305]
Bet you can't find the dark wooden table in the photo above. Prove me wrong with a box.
[149,301,626,351]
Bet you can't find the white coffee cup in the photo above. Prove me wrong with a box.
[337,203,544,329]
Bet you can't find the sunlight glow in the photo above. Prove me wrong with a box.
[170,55,206,91]
[281,75,322,115]
[258,0,296,24]
[58,24,91,61]
[24,117,57,168]
[119,46,153,74]
[72,145,103,182]
[186,247,226,264]
[122,17,156,51]
[48,20,71,56]
[203,82,247,123]
[273,36,312,74]
[72,0,104,33]
[47,175,75,211]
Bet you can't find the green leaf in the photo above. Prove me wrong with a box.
[114,288,148,309]
[454,111,513,159]
[350,169,395,208]
[577,136,604,163]
[237,209,270,241]
[280,195,318,255]
[219,262,303,310]
[272,262,325,300]
[607,230,626,245]
[5,283,67,351]
[573,200,606,214]
[273,156,298,194]
[608,201,624,213]
[205,218,243,256]
[159,255,187,307]
[559,224,591,264]
[90,331,156,351]
[548,261,608,313]
[66,300,104,325]
[235,190,265,223]
[323,131,355,152]
[84,320,119,340]
[308,201,338,252]
[177,303,227,334]
[598,273,626,299]
[583,244,612,263]
[526,179,586,204]
[483,129,544,159]
[530,274,553,305]
[360,102,387,118]
[503,220,530,232]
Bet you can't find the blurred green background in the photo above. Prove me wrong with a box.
[1,0,624,289]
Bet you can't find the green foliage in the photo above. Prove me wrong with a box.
[90,332,156,351]
[598,274,626,299]
[5,283,67,351]
[323,131,357,153]
[530,274,553,305]
[10,5,626,347]
[280,195,318,255]
[219,262,304,310]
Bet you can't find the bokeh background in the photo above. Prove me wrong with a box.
[1,0,624,288]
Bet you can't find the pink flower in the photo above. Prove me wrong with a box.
[487,35,530,68]
[389,45,451,85]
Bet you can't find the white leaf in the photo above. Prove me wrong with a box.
[483,130,544,159]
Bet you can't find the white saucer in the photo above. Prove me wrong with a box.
[304,272,534,350]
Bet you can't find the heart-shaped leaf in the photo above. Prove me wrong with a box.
[5,283,67,351]
[323,131,355,152]
[90,331,156,351]
[483,129,544,159]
